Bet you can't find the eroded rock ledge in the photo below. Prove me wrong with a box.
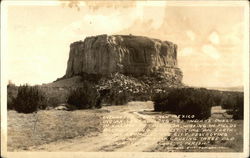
[64,34,182,83]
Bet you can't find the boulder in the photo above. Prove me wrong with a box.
[54,104,69,110]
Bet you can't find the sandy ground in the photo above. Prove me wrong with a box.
[9,102,241,152]
[26,101,176,152]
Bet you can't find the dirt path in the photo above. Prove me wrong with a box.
[28,101,174,152]
[116,111,173,152]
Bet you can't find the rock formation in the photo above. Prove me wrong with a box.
[64,34,182,83]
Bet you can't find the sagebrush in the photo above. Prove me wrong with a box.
[153,88,212,119]
[13,85,46,113]
[67,81,102,109]
[232,93,243,120]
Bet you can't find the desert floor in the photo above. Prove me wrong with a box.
[7,101,243,152]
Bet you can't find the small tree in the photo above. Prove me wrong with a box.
[233,93,244,120]
[153,88,212,120]
[14,85,46,113]
[67,82,102,109]
[7,82,17,110]
[221,94,236,109]
[7,92,15,110]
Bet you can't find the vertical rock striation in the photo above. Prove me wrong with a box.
[65,34,182,83]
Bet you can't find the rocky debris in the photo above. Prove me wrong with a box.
[55,105,68,110]
[97,73,148,94]
[54,103,77,111]
[91,72,183,104]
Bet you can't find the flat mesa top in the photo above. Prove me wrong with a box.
[70,34,177,47]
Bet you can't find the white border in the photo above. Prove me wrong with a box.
[243,2,249,157]
[1,0,8,157]
[1,1,249,158]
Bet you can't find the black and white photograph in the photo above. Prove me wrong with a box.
[1,0,249,158]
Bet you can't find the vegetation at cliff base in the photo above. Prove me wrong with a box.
[7,78,244,120]
[67,81,102,109]
[12,85,46,113]
[153,87,244,120]
[153,88,212,120]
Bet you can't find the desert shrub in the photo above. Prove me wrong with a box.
[41,87,71,108]
[153,88,212,120]
[7,94,15,110]
[221,93,236,109]
[232,93,243,120]
[219,91,243,119]
[7,83,17,110]
[153,91,172,111]
[67,82,102,109]
[132,92,151,101]
[103,88,131,105]
[46,96,62,107]
[7,92,16,110]
[13,85,46,113]
[212,94,222,106]
[209,90,223,106]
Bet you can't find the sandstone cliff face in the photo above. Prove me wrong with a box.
[65,34,182,82]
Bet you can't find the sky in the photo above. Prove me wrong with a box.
[5,1,248,87]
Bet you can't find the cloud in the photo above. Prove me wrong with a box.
[220,23,243,46]
[62,9,139,39]
[186,30,196,41]
[62,1,167,39]
[223,33,241,46]
[179,47,194,56]
[137,1,166,29]
[202,44,221,60]
[209,31,220,45]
